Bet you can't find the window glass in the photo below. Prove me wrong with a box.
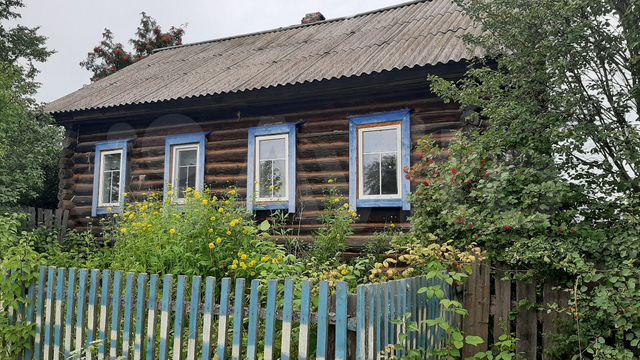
[257,136,287,200]
[173,146,198,199]
[100,151,122,205]
[360,126,399,197]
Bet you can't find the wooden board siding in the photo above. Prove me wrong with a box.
[58,78,463,248]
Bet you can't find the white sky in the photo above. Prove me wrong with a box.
[19,0,405,103]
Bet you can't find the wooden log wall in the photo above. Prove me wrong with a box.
[60,96,462,248]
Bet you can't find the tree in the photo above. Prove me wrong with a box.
[412,0,640,357]
[80,12,185,81]
[0,0,62,208]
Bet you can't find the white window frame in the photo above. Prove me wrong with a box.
[170,143,201,202]
[97,149,125,207]
[357,123,402,200]
[255,133,289,202]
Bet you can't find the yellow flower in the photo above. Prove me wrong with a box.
[342,203,349,209]
[210,216,217,221]
[389,223,396,229]
[249,260,256,268]
[233,259,238,265]
[208,228,213,233]
[240,262,247,270]
[251,272,256,276]
[226,230,232,235]
[230,219,241,228]
[212,196,218,203]
[218,207,225,214]
[167,190,173,196]
[216,237,223,244]
[230,264,237,270]
[386,269,395,277]
[113,213,119,218]
[169,228,177,236]
[107,207,113,213]
[186,187,193,193]
[224,200,231,205]
[128,213,136,220]
[194,191,202,200]
[123,192,129,197]
[208,243,216,250]
[241,254,248,261]
[120,228,129,234]
[328,179,335,184]
[261,256,270,263]
[228,189,237,196]
[202,199,209,206]
[271,259,278,265]
[341,269,349,276]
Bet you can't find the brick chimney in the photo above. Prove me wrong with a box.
[301,12,325,24]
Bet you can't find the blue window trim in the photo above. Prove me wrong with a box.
[348,109,411,210]
[163,132,208,201]
[246,123,297,213]
[92,139,130,216]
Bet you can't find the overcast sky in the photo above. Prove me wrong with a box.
[18,0,405,103]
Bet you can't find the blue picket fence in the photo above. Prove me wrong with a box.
[11,266,452,360]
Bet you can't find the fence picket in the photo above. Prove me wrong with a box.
[216,278,231,360]
[86,270,100,360]
[122,273,136,359]
[335,282,348,360]
[356,285,366,360]
[375,284,383,356]
[23,279,36,360]
[110,271,124,359]
[246,279,260,360]
[97,270,111,360]
[43,267,55,360]
[173,275,188,360]
[187,276,202,360]
[158,274,174,360]
[52,268,65,360]
[316,281,329,360]
[63,268,77,359]
[145,274,160,360]
[231,278,245,360]
[281,279,294,360]
[201,277,216,360]
[134,273,148,360]
[75,269,88,356]
[32,267,47,360]
[367,285,375,360]
[297,280,311,360]
[263,280,278,360]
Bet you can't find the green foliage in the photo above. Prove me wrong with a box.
[106,189,301,280]
[310,180,357,264]
[474,334,522,360]
[80,12,185,81]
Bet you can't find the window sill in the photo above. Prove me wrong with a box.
[96,206,121,215]
[253,202,289,211]
[356,198,405,208]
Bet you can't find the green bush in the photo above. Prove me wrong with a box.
[106,189,301,280]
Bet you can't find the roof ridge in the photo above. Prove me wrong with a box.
[153,0,431,53]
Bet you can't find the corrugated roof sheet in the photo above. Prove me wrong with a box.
[46,0,481,114]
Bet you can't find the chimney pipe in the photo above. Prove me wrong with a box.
[301,12,325,24]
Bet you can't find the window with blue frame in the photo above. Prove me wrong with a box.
[164,133,207,202]
[92,140,129,216]
[247,123,297,213]
[349,110,411,210]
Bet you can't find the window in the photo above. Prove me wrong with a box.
[164,133,207,202]
[92,140,129,216]
[349,110,411,210]
[256,134,288,201]
[247,123,297,213]
[358,124,401,199]
[171,144,199,200]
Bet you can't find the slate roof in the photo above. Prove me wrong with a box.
[46,0,481,114]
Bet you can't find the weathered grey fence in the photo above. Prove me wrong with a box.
[13,267,451,360]
[23,207,70,241]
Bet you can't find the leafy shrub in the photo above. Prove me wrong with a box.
[309,180,357,264]
[106,188,301,280]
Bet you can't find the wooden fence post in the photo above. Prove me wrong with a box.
[462,262,490,357]
[493,265,512,341]
[516,280,537,360]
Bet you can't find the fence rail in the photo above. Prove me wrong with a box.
[9,266,452,360]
